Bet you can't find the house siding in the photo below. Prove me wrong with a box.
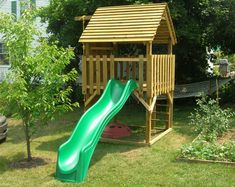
[0,0,50,80]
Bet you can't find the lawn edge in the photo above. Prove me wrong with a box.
[176,157,235,166]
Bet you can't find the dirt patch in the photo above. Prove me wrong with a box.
[217,129,235,144]
[120,149,142,160]
[10,157,51,169]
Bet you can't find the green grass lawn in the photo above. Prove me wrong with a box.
[0,103,235,187]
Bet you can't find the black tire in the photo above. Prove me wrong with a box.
[0,137,6,144]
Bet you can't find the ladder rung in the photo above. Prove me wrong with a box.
[152,119,168,122]
[155,104,168,107]
[152,111,169,115]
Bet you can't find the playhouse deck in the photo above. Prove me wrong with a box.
[82,54,175,98]
[78,3,177,145]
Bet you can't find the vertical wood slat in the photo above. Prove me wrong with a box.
[139,55,144,96]
[120,62,123,80]
[82,55,87,94]
[164,55,166,91]
[169,55,172,90]
[161,55,164,93]
[147,56,152,98]
[167,55,169,92]
[152,56,154,95]
[151,56,154,97]
[89,55,94,94]
[96,55,101,95]
[163,55,166,93]
[103,55,107,86]
[110,55,115,79]
[157,55,160,94]
[132,61,136,80]
[164,55,166,93]
[153,55,156,95]
[126,62,130,80]
[114,60,118,78]
[160,55,163,94]
[172,55,175,90]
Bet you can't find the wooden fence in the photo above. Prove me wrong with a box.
[82,54,175,97]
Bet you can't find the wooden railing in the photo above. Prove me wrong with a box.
[82,54,175,97]
[149,55,175,97]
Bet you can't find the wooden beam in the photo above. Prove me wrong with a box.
[133,91,151,111]
[96,55,101,95]
[146,99,152,144]
[167,92,173,104]
[168,40,173,54]
[146,42,153,98]
[149,128,172,145]
[164,11,175,46]
[74,15,92,21]
[149,96,157,112]
[166,91,174,129]
[99,137,147,146]
[82,56,87,94]
[85,90,98,107]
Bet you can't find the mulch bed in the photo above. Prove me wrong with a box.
[10,157,52,169]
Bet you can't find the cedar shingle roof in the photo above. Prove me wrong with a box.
[79,3,177,44]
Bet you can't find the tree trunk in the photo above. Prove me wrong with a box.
[24,122,32,161]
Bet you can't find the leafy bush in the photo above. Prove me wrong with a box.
[189,97,235,142]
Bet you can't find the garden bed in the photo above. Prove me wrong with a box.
[178,97,235,164]
[178,129,235,164]
[177,157,235,166]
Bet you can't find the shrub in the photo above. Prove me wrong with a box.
[189,97,235,142]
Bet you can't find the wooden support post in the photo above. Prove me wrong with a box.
[166,91,173,129]
[151,103,156,129]
[145,98,152,144]
[133,91,151,111]
[85,90,98,108]
[103,55,108,85]
[89,55,94,94]
[168,40,173,54]
[96,55,101,95]
[139,55,144,96]
[110,55,115,79]
[82,56,87,94]
[146,42,153,98]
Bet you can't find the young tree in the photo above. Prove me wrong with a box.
[0,8,78,161]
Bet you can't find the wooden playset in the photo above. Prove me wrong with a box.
[76,3,177,145]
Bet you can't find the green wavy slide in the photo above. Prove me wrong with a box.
[55,79,138,183]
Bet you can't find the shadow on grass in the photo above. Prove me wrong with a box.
[89,143,138,168]
[0,152,25,174]
[35,135,70,153]
[36,134,139,169]
[7,110,81,145]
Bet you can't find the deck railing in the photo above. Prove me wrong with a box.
[150,55,175,97]
[82,54,175,97]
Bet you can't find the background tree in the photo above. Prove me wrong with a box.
[0,8,78,161]
[40,0,235,84]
